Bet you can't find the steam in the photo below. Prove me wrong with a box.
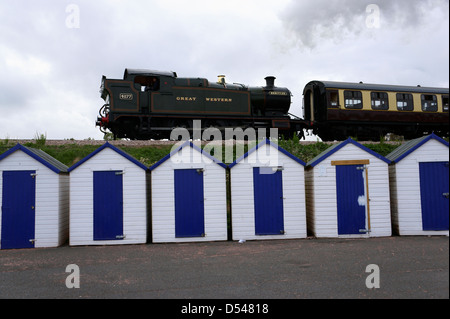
[280,0,449,48]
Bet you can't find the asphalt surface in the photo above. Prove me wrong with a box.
[0,236,448,301]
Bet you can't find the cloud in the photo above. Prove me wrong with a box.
[0,0,448,140]
[280,0,449,48]
[0,0,292,139]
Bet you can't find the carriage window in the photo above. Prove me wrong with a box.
[443,95,449,112]
[327,90,339,108]
[371,92,389,110]
[421,94,438,112]
[344,90,363,109]
[396,93,414,111]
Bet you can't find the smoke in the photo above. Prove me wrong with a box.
[280,0,449,48]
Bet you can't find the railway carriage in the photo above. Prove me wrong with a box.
[303,81,449,141]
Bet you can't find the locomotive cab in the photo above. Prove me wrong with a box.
[97,69,179,137]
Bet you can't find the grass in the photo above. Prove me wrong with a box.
[0,138,402,167]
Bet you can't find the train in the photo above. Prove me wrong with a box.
[96,69,449,141]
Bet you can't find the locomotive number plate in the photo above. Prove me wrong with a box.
[119,93,134,100]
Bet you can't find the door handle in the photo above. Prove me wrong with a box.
[443,193,449,199]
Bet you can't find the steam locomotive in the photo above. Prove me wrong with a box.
[96,69,449,140]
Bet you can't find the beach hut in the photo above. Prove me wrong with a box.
[229,138,307,241]
[305,138,392,238]
[387,134,449,236]
[150,141,227,243]
[68,143,148,246]
[0,144,69,249]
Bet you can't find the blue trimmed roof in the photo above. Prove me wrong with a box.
[306,138,391,167]
[228,138,306,169]
[150,140,227,171]
[68,142,148,172]
[386,133,449,164]
[0,144,68,174]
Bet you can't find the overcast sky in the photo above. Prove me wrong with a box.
[0,0,448,140]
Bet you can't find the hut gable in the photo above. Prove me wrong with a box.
[0,144,68,173]
[150,141,227,243]
[68,143,148,246]
[0,144,69,249]
[386,133,449,164]
[387,134,449,236]
[307,138,391,167]
[229,139,307,241]
[68,142,147,173]
[305,138,392,238]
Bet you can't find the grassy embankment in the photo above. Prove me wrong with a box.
[0,137,403,167]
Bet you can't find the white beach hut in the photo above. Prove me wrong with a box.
[150,141,228,243]
[305,138,392,238]
[229,138,307,241]
[68,142,149,246]
[0,144,69,249]
[387,133,449,236]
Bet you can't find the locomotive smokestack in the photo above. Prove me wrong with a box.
[265,76,276,88]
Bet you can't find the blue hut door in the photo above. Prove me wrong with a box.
[419,162,449,231]
[336,165,367,235]
[174,169,205,238]
[1,171,36,249]
[93,171,124,240]
[253,167,285,235]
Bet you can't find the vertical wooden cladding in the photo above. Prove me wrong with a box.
[150,141,227,243]
[0,145,69,250]
[305,138,392,238]
[68,143,148,246]
[3,134,450,251]
[229,139,307,241]
[387,134,449,236]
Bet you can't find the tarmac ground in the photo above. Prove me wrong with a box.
[0,236,448,304]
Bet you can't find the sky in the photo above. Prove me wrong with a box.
[0,0,449,140]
